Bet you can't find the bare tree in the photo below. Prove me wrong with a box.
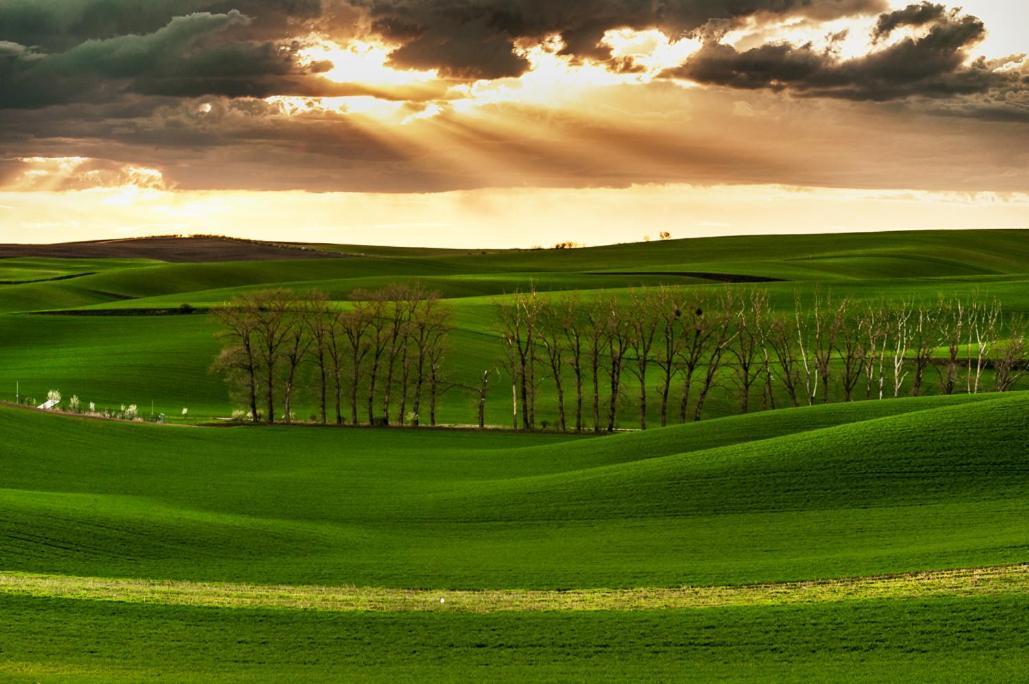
[756,302,776,412]
[652,287,685,426]
[498,288,542,431]
[539,299,568,431]
[280,300,313,424]
[676,295,716,423]
[335,301,372,425]
[558,296,586,432]
[426,320,450,427]
[381,284,418,425]
[213,298,260,422]
[859,306,888,400]
[585,301,605,433]
[834,299,866,402]
[693,293,736,421]
[994,314,1027,392]
[627,289,660,429]
[767,314,801,407]
[302,292,333,424]
[246,289,294,424]
[602,297,631,432]
[794,295,818,406]
[968,300,1001,394]
[728,290,766,414]
[363,293,390,425]
[890,304,912,398]
[410,292,450,427]
[812,294,838,403]
[909,304,937,397]
[937,299,965,396]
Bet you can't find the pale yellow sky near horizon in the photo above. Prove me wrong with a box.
[2,184,1026,248]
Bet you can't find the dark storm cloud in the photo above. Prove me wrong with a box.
[0,8,379,108]
[356,0,888,78]
[872,1,947,41]
[667,7,1023,111]
[0,0,330,51]
[1,10,259,107]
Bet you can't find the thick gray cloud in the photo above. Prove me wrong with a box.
[668,6,1024,113]
[2,10,264,107]
[0,1,331,51]
[357,0,888,78]
[872,1,947,40]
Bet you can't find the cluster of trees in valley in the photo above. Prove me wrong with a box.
[497,288,1028,432]
[213,285,451,425]
[213,284,1027,430]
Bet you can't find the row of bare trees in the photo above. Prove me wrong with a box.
[213,285,451,425]
[497,288,1028,432]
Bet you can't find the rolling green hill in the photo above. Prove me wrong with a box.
[0,392,1026,680]
[2,392,1025,588]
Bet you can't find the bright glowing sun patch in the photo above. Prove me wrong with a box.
[298,39,439,87]
[274,29,703,123]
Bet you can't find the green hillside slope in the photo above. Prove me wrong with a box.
[2,393,1025,588]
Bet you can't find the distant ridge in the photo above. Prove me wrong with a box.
[0,236,339,262]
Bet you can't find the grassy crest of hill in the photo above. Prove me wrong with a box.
[0,230,1028,314]
[1,392,1025,589]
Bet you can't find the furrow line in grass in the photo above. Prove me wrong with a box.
[0,565,1025,614]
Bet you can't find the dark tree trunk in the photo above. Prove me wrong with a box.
[638,367,647,430]
[429,368,440,426]
[478,370,489,429]
[678,368,695,424]
[659,372,671,427]
[244,340,259,424]
[591,343,601,433]
[573,364,583,433]
[411,350,426,427]
[367,354,381,425]
[265,357,275,424]
[317,349,327,424]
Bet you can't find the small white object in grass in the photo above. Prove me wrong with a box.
[440,597,445,604]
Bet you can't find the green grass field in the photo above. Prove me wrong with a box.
[1,229,1028,425]
[1,230,1027,680]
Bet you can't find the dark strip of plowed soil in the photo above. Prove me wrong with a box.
[590,271,783,283]
[0,237,341,262]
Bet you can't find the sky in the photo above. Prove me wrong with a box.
[0,0,1026,247]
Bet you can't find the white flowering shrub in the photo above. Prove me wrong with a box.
[124,404,138,420]
[69,395,81,413]
[47,389,62,405]
[88,402,96,414]
[181,408,189,417]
